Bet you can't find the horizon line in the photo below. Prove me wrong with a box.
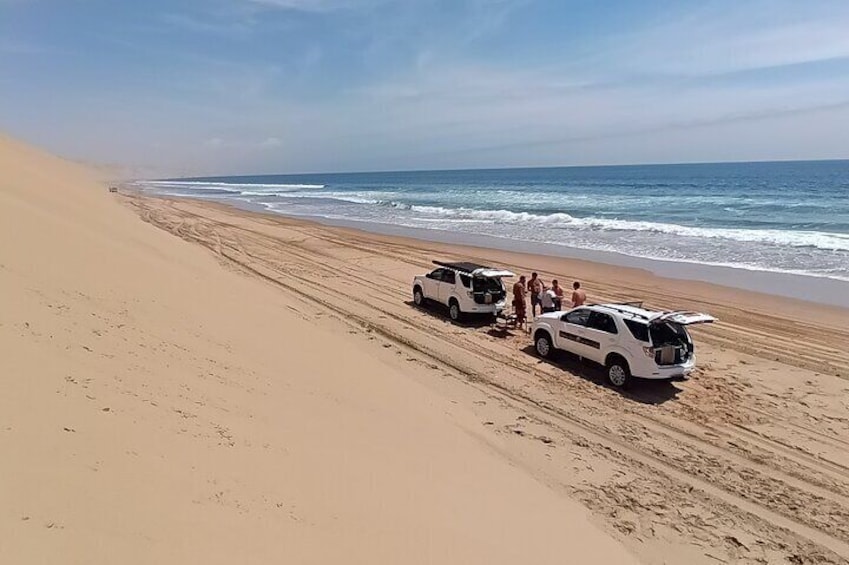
[158,156,849,181]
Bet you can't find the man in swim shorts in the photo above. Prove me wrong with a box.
[527,272,543,317]
[512,275,527,327]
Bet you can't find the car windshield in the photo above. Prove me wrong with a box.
[472,276,503,292]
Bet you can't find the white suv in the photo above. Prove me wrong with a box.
[413,261,515,321]
[530,303,715,387]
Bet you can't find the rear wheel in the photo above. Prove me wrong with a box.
[413,286,424,306]
[448,299,462,322]
[535,331,553,358]
[605,356,631,388]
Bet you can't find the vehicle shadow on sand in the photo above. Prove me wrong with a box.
[406,300,498,329]
[519,345,683,406]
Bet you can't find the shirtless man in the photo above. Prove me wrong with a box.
[571,281,586,307]
[512,275,527,327]
[527,272,543,317]
[551,279,564,310]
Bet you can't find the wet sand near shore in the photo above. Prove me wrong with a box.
[122,192,849,565]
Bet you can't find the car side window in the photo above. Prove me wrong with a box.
[564,309,590,326]
[442,270,456,284]
[427,268,444,280]
[459,274,471,288]
[587,312,618,334]
[623,319,649,342]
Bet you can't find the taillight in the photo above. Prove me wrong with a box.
[643,346,655,358]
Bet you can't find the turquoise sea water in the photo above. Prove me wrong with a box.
[136,160,849,281]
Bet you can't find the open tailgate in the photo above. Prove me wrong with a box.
[650,311,716,325]
[473,268,515,278]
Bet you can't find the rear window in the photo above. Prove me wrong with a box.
[624,319,649,342]
[472,277,503,292]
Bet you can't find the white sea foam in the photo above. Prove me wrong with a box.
[141,180,325,190]
[381,205,849,252]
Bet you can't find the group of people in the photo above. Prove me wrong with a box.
[511,272,586,327]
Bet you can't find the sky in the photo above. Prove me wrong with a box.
[2,0,849,176]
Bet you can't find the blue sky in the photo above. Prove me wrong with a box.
[2,0,849,175]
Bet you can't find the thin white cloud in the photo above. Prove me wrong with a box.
[0,38,49,55]
[259,136,282,147]
[203,137,225,148]
[595,0,849,76]
[244,0,378,12]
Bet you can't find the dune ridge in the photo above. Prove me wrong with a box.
[0,134,640,563]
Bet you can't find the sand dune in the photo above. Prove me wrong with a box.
[0,134,639,563]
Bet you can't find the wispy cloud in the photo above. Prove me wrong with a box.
[0,37,49,55]
[594,1,849,77]
[243,0,380,12]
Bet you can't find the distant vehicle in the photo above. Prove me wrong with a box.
[530,302,715,387]
[413,261,515,321]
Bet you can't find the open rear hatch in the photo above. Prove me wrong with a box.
[472,268,515,278]
[649,311,716,326]
[470,269,514,304]
[648,311,715,365]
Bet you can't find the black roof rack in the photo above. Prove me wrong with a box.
[432,260,490,274]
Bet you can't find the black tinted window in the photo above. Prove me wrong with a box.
[442,270,456,284]
[473,277,503,292]
[460,274,471,288]
[624,320,649,342]
[564,309,590,326]
[587,312,618,334]
[428,268,444,280]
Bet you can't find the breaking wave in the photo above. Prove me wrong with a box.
[367,204,849,252]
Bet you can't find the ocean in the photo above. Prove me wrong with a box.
[135,160,849,283]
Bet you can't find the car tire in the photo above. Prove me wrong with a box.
[413,286,424,307]
[605,356,631,388]
[534,331,553,358]
[448,299,462,322]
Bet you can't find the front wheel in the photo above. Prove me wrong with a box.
[448,300,462,322]
[413,286,424,306]
[535,332,553,358]
[606,357,631,388]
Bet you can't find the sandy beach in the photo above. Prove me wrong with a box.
[4,133,849,565]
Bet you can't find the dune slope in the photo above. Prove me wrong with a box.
[0,134,637,563]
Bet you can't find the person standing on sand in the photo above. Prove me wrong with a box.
[512,275,527,328]
[551,279,564,310]
[527,272,543,317]
[572,281,586,307]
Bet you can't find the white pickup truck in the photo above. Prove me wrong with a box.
[413,261,515,321]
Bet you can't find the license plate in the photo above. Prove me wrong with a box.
[485,294,492,304]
